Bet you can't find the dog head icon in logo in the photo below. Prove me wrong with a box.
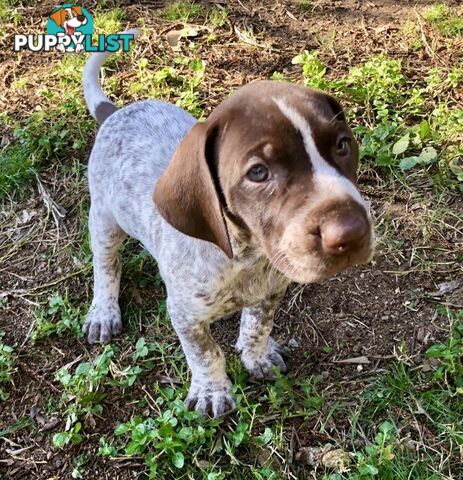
[13,5,134,53]
[47,4,93,52]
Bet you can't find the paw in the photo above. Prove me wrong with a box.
[239,337,286,380]
[82,301,122,344]
[184,378,235,418]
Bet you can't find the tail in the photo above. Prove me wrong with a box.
[83,28,141,124]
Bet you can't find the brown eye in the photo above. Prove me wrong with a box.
[247,164,269,182]
[336,137,350,156]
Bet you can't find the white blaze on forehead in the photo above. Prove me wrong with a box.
[272,97,369,211]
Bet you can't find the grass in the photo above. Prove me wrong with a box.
[28,301,463,478]
[0,5,214,199]
[294,0,312,13]
[1,0,463,478]
[161,0,205,22]
[23,246,463,478]
[53,346,115,448]
[424,3,463,38]
[127,54,206,116]
[92,7,124,34]
[292,51,463,191]
[0,6,128,200]
[0,332,16,401]
[0,80,93,200]
[33,292,84,341]
[426,305,463,391]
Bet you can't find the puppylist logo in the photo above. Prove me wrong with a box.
[13,4,134,53]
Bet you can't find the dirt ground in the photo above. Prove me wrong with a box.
[1,0,462,478]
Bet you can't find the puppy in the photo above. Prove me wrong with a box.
[82,30,374,417]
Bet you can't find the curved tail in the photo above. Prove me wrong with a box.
[83,28,141,124]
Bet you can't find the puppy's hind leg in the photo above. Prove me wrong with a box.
[83,204,127,344]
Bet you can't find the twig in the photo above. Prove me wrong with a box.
[414,8,441,63]
[36,175,66,241]
[0,266,90,299]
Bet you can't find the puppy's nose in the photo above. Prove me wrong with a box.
[77,15,86,21]
[320,213,369,256]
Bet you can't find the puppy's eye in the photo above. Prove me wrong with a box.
[247,164,269,182]
[336,137,350,156]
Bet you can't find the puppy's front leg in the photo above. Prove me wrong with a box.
[169,302,235,417]
[83,205,126,343]
[236,291,287,380]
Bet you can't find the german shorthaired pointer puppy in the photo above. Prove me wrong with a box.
[82,31,375,417]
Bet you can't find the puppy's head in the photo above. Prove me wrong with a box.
[154,80,374,283]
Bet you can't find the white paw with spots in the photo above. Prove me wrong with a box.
[238,337,286,380]
[82,300,122,344]
[184,377,235,418]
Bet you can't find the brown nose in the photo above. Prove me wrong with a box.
[77,15,86,22]
[320,213,369,256]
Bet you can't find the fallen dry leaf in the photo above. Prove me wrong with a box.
[296,446,351,472]
[321,449,351,472]
[166,25,200,47]
[428,280,460,297]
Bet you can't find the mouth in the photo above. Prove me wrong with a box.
[269,241,375,284]
[66,25,75,35]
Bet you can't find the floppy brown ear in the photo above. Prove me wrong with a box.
[153,122,233,258]
[72,6,83,15]
[50,8,65,27]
